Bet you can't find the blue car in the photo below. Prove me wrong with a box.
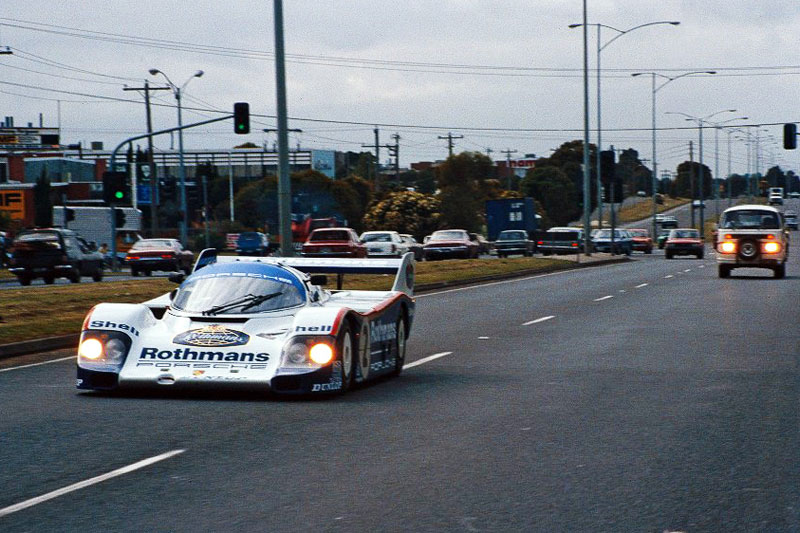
[591,228,633,255]
[236,231,270,256]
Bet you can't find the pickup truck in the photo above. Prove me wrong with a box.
[7,228,105,285]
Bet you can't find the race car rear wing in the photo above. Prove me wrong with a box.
[192,249,415,295]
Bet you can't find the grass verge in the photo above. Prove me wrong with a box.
[0,256,573,345]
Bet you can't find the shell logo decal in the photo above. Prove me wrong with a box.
[173,325,250,347]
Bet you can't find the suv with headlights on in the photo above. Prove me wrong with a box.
[716,205,789,278]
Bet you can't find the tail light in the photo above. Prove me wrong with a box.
[160,253,174,259]
[571,242,578,247]
[537,241,543,245]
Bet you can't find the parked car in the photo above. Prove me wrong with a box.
[399,234,424,261]
[664,228,704,259]
[788,191,800,199]
[360,230,407,257]
[627,228,653,254]
[235,231,270,256]
[126,238,194,276]
[301,227,366,258]
[7,228,104,285]
[423,229,479,260]
[784,210,798,230]
[469,233,492,255]
[494,230,535,258]
[591,228,633,255]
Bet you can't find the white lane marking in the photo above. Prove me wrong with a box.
[698,265,705,269]
[522,315,555,326]
[635,283,649,288]
[594,295,614,302]
[416,264,622,298]
[0,355,76,374]
[684,269,692,272]
[664,275,674,279]
[619,289,626,293]
[404,351,452,369]
[478,336,489,340]
[0,449,185,518]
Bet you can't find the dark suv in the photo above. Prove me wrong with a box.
[8,228,105,285]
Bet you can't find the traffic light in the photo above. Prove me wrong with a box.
[784,123,797,150]
[102,171,129,204]
[115,208,126,228]
[234,102,250,134]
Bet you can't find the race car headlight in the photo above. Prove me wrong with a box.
[763,241,781,254]
[77,331,132,371]
[281,336,334,369]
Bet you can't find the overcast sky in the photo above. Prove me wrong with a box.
[1,1,799,177]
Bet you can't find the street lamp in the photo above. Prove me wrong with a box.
[149,68,204,247]
[569,21,679,230]
[631,70,716,241]
[711,116,748,216]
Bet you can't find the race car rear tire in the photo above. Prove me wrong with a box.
[392,314,408,376]
[337,324,355,393]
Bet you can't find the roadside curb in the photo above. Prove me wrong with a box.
[0,256,630,360]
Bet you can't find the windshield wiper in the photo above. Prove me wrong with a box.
[202,292,282,316]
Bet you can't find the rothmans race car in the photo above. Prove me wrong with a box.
[76,250,415,395]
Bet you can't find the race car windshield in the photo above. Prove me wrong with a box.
[173,275,304,314]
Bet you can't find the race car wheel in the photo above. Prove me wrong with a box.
[337,324,355,393]
[357,321,371,382]
[392,314,408,376]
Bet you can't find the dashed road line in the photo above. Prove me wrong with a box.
[664,275,674,279]
[522,315,555,326]
[635,283,649,288]
[0,449,186,518]
[684,269,692,272]
[594,295,614,302]
[404,351,453,369]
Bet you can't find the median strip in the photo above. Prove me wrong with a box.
[0,449,185,518]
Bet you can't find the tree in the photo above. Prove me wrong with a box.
[534,140,598,215]
[362,191,442,240]
[674,161,712,198]
[519,166,578,227]
[34,168,53,227]
[435,152,494,231]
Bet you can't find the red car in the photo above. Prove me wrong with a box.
[627,228,653,254]
[664,228,704,259]
[423,229,479,260]
[126,238,194,276]
[301,227,367,258]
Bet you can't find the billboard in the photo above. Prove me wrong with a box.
[311,150,335,178]
[0,128,60,149]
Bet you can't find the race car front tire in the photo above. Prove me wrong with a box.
[337,324,355,393]
[393,314,408,376]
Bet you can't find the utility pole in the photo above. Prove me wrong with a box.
[124,81,169,237]
[501,148,518,189]
[438,132,463,158]
[689,140,695,228]
[361,126,381,192]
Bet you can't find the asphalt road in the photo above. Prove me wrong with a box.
[1,233,799,531]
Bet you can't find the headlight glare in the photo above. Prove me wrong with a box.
[79,338,103,360]
[720,241,736,253]
[309,343,334,365]
[763,241,781,254]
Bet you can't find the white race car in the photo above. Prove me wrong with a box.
[76,250,415,395]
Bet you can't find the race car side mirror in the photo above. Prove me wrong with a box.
[168,272,185,284]
[310,275,327,286]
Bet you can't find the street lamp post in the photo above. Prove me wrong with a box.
[631,71,716,241]
[149,68,204,247]
[711,116,748,216]
[569,20,679,231]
